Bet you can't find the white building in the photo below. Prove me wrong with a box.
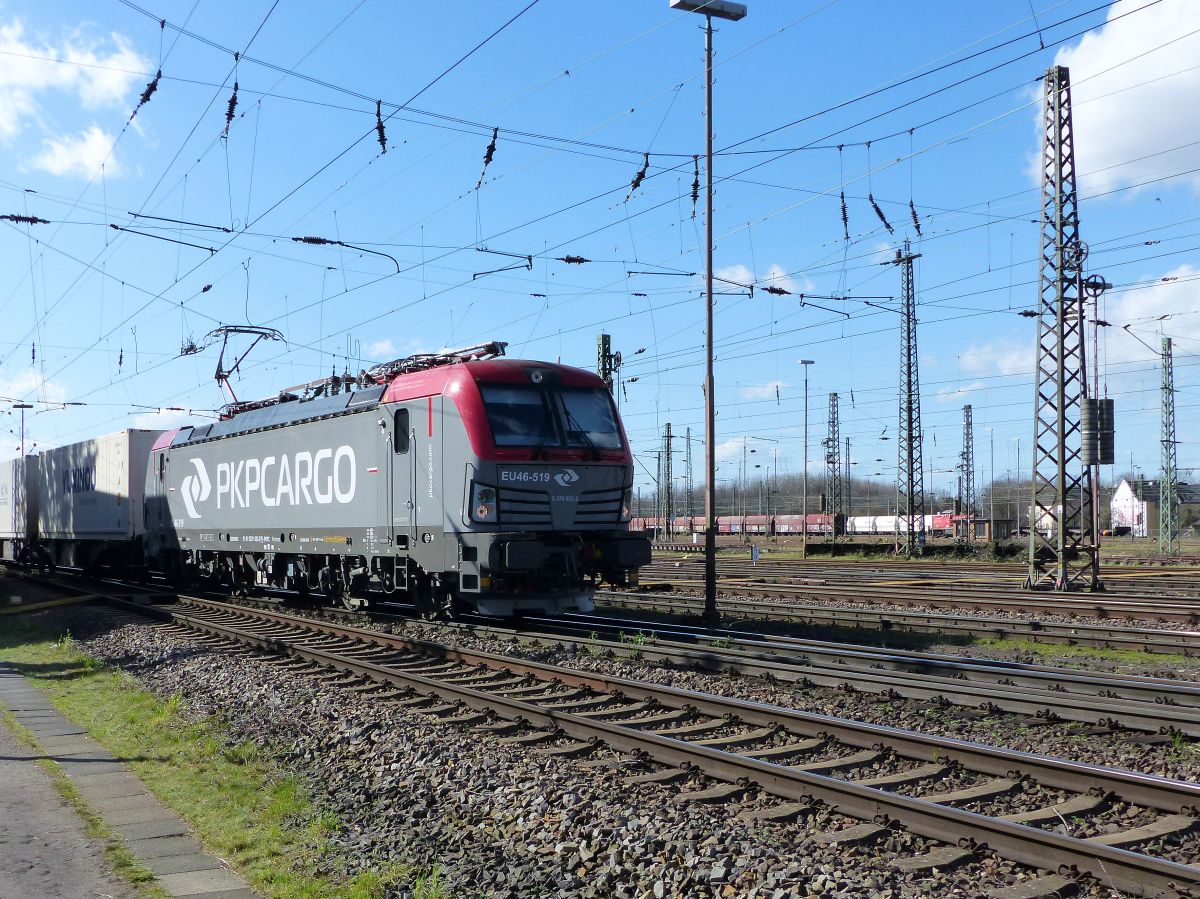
[1109,478,1200,538]
[1110,479,1150,537]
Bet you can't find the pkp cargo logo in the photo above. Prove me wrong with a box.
[553,468,580,487]
[180,459,211,519]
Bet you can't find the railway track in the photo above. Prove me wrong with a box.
[428,612,1200,737]
[90,581,1200,737]
[95,593,1200,897]
[620,577,1200,629]
[636,572,1200,625]
[642,558,1200,600]
[597,590,1200,655]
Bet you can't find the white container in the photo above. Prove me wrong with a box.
[0,455,36,541]
[37,430,161,540]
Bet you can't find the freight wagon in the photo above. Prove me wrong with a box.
[38,430,161,570]
[0,455,39,565]
[631,513,839,536]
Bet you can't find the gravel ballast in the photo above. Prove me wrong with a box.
[34,605,1160,898]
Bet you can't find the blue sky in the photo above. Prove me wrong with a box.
[0,0,1197,503]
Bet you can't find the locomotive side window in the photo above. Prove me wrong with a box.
[393,409,410,453]
[557,388,623,449]
[157,453,165,482]
[479,384,557,447]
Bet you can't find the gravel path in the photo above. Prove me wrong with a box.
[0,718,136,899]
[39,605,1165,898]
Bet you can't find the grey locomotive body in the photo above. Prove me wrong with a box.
[145,347,649,615]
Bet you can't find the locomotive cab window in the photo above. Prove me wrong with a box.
[393,409,410,453]
[556,388,623,449]
[479,384,557,447]
[157,453,165,482]
[479,382,622,450]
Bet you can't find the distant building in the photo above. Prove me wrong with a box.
[1109,478,1200,537]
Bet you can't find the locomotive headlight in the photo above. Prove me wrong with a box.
[471,482,498,522]
[620,487,632,522]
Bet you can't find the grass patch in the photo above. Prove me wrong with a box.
[0,616,450,899]
[974,636,1197,668]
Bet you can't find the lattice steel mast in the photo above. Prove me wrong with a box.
[684,426,695,518]
[663,422,675,537]
[1027,65,1099,591]
[890,241,925,555]
[1160,338,1179,556]
[961,404,976,542]
[824,393,843,535]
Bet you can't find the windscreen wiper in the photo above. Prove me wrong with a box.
[562,405,602,461]
[531,426,552,461]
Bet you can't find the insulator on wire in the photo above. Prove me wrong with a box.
[0,214,50,225]
[626,152,649,202]
[558,255,590,265]
[909,199,922,237]
[762,285,790,296]
[223,82,239,136]
[31,343,36,365]
[690,155,700,219]
[130,69,161,122]
[868,193,894,235]
[476,127,498,189]
[201,284,213,293]
[839,191,849,241]
[375,100,387,153]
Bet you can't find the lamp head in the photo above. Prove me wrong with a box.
[669,0,747,21]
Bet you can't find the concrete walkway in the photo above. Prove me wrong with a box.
[0,663,257,899]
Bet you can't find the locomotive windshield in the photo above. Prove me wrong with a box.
[479,383,623,449]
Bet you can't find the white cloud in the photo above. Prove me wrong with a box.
[740,379,787,400]
[936,380,986,404]
[1051,0,1200,194]
[0,368,66,404]
[714,264,753,288]
[362,336,431,361]
[713,262,814,297]
[31,125,119,178]
[1105,264,1200,363]
[131,408,196,431]
[869,242,897,265]
[960,336,1034,378]
[0,20,148,139]
[364,338,397,358]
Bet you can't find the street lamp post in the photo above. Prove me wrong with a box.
[800,360,815,558]
[670,0,748,627]
[989,429,995,541]
[12,403,32,455]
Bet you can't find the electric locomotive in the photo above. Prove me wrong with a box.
[145,342,650,616]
